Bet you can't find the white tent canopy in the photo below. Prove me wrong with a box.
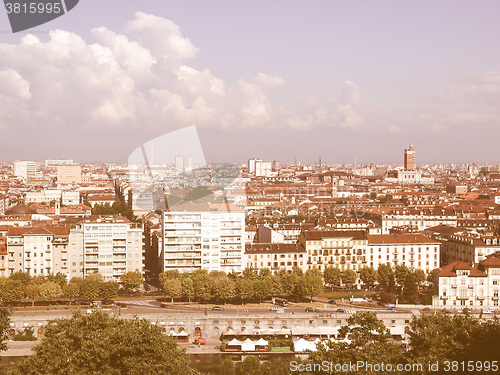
[241,338,255,351]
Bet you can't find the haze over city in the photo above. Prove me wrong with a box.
[1,1,500,163]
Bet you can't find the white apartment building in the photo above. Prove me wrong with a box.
[425,225,500,265]
[366,234,440,273]
[161,202,245,274]
[24,189,80,205]
[244,243,307,274]
[298,230,369,273]
[363,207,458,234]
[57,164,82,184]
[434,253,500,308]
[6,226,71,277]
[13,161,37,181]
[69,216,143,280]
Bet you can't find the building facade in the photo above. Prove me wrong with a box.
[161,203,245,274]
[244,243,307,274]
[434,253,500,308]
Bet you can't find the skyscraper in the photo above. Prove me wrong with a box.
[404,142,415,171]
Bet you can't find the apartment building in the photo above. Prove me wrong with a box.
[363,207,457,234]
[25,189,80,205]
[434,252,500,308]
[298,230,369,273]
[256,222,315,244]
[0,237,7,277]
[69,216,143,280]
[56,164,82,184]
[161,202,245,274]
[244,243,307,274]
[366,234,440,273]
[13,161,37,181]
[425,224,500,265]
[6,226,71,276]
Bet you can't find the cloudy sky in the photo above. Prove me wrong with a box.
[1,1,500,165]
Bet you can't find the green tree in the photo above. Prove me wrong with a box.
[305,268,322,278]
[278,271,297,295]
[242,267,258,280]
[191,271,213,302]
[295,275,323,302]
[323,266,342,287]
[413,269,426,288]
[159,270,181,287]
[9,271,31,287]
[239,355,260,375]
[163,278,182,303]
[235,278,253,304]
[19,311,193,375]
[0,279,25,302]
[100,281,119,300]
[79,277,103,300]
[341,269,357,287]
[220,358,235,375]
[181,278,195,302]
[258,268,271,278]
[0,306,10,352]
[38,281,62,301]
[120,271,144,292]
[252,279,271,303]
[212,277,235,304]
[46,272,67,289]
[402,272,418,301]
[62,282,80,305]
[24,283,40,307]
[377,264,395,293]
[359,266,377,289]
[394,264,411,286]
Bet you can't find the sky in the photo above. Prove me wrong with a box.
[1,1,500,165]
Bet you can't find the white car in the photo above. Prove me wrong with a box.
[482,308,494,314]
[270,306,279,312]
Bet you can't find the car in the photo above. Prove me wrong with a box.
[212,306,224,311]
[388,306,397,311]
[305,307,315,312]
[336,309,346,313]
[482,308,493,314]
[270,306,279,312]
[422,307,431,311]
[328,300,337,304]
[442,309,452,314]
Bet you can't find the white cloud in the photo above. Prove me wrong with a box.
[0,68,31,100]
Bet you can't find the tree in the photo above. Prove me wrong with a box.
[159,270,181,287]
[181,278,195,302]
[359,266,377,289]
[377,264,395,293]
[413,269,426,288]
[79,277,103,300]
[402,273,418,301]
[252,279,271,303]
[278,272,297,295]
[235,278,253,304]
[163,279,182,303]
[24,283,40,307]
[46,272,67,289]
[305,268,322,278]
[212,277,235,304]
[220,358,235,375]
[295,275,323,302]
[341,269,357,287]
[0,279,25,302]
[9,271,31,287]
[242,267,258,280]
[323,266,341,287]
[191,271,212,302]
[239,355,260,375]
[19,311,193,375]
[258,268,271,278]
[62,282,80,305]
[99,281,119,300]
[38,281,62,301]
[120,271,144,292]
[394,264,411,286]
[0,306,10,352]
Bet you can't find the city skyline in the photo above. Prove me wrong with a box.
[1,1,500,163]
